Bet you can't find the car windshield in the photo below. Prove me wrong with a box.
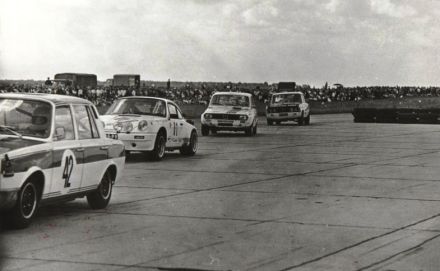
[210,95,249,107]
[106,98,167,117]
[271,94,302,104]
[0,98,52,138]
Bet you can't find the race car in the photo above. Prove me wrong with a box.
[266,91,310,125]
[0,93,125,228]
[201,92,258,136]
[100,97,198,160]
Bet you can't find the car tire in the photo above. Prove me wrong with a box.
[87,171,112,209]
[180,130,198,156]
[201,125,209,136]
[245,122,255,136]
[267,119,273,125]
[5,180,39,229]
[305,113,311,125]
[298,112,305,126]
[150,132,166,160]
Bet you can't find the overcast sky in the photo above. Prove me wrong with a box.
[1,0,439,86]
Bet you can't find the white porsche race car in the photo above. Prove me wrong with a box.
[100,97,198,160]
[201,92,258,136]
[0,93,125,228]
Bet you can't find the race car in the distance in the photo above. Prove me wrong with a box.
[100,97,198,160]
[201,92,258,136]
[266,91,310,125]
[0,93,125,228]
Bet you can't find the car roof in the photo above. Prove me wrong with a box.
[212,92,252,97]
[273,91,303,96]
[116,96,172,103]
[0,93,94,106]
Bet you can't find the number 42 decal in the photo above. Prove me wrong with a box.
[62,155,74,188]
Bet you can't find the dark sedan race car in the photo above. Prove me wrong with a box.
[0,94,125,228]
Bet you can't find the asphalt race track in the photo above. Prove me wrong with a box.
[3,113,440,270]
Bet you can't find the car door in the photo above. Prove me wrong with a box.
[72,104,108,191]
[50,105,84,196]
[174,105,188,144]
[167,103,181,147]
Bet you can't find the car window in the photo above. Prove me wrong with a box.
[176,107,183,119]
[168,104,178,119]
[106,98,167,117]
[73,105,93,139]
[54,106,75,140]
[0,99,52,138]
[87,106,100,138]
[210,95,249,107]
[271,94,302,104]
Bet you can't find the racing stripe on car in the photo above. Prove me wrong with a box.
[6,145,124,174]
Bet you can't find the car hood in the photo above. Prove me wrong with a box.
[0,136,44,155]
[204,106,251,115]
[100,114,166,130]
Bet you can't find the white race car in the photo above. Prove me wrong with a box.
[201,92,258,136]
[100,97,198,160]
[0,93,125,228]
[266,92,310,125]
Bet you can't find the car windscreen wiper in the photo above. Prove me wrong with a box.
[113,113,142,117]
[0,125,22,137]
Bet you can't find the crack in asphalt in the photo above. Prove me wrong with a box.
[356,232,440,271]
[277,212,440,270]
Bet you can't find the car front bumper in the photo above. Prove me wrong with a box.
[202,119,253,131]
[267,112,302,121]
[106,132,156,151]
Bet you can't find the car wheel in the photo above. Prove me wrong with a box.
[305,113,311,125]
[6,180,39,229]
[298,112,305,126]
[245,123,254,136]
[150,132,166,160]
[267,119,273,125]
[201,125,209,136]
[87,171,112,209]
[180,130,198,156]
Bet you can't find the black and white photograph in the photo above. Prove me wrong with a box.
[1,0,440,270]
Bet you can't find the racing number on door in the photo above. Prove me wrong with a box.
[62,155,74,188]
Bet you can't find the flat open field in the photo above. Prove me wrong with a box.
[3,114,440,271]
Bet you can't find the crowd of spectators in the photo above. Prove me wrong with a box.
[2,81,440,106]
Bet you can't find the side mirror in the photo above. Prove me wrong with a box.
[54,127,65,140]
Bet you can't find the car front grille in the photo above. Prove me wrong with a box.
[211,114,241,120]
[268,106,300,113]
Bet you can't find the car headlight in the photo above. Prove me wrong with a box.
[138,120,148,131]
[204,113,212,119]
[114,122,133,133]
[114,122,123,132]
[239,115,249,121]
[125,122,133,133]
